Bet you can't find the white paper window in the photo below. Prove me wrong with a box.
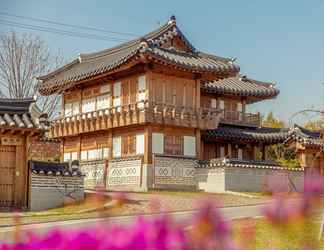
[137,76,146,108]
[97,94,110,110]
[183,136,196,157]
[238,148,243,160]
[71,152,78,161]
[137,92,146,109]
[113,82,121,97]
[81,151,88,161]
[219,100,225,110]
[152,133,164,154]
[113,97,121,107]
[211,99,217,109]
[100,84,111,94]
[220,146,225,158]
[88,149,99,160]
[237,102,243,112]
[138,75,146,91]
[64,103,72,117]
[63,152,71,162]
[113,136,121,158]
[82,98,96,113]
[72,102,80,115]
[103,148,109,158]
[136,134,145,155]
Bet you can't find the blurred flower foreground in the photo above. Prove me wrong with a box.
[2,174,324,250]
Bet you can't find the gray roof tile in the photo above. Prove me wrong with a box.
[202,75,279,100]
[203,125,289,144]
[0,98,48,130]
[38,20,238,95]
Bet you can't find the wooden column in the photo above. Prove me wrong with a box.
[14,135,27,208]
[228,143,232,158]
[195,79,201,109]
[261,144,266,161]
[144,126,152,164]
[196,129,201,160]
[108,130,113,160]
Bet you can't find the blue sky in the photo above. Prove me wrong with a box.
[1,0,323,125]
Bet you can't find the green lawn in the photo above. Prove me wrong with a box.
[234,218,324,250]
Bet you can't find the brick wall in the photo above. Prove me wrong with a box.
[153,155,197,190]
[80,160,106,190]
[29,174,84,211]
[107,157,142,191]
[29,138,60,162]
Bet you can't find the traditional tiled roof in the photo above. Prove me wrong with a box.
[203,125,289,144]
[198,157,303,171]
[0,98,49,130]
[29,160,83,176]
[285,125,324,149]
[38,16,239,95]
[201,75,279,102]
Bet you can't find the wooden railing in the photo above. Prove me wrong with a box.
[49,101,221,138]
[218,110,261,127]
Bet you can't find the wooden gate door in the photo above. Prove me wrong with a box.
[0,145,16,207]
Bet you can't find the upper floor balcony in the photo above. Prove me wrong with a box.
[49,101,220,138]
[218,110,261,127]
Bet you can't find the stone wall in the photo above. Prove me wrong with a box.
[153,155,197,190]
[197,166,304,193]
[80,160,106,190]
[107,157,143,191]
[29,174,84,211]
[196,168,225,193]
[225,167,304,193]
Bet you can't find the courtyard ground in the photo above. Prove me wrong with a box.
[0,191,269,226]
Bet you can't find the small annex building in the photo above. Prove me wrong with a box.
[0,98,84,211]
[0,98,49,208]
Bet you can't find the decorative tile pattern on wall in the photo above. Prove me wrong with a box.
[153,155,197,189]
[107,157,142,189]
[80,160,106,189]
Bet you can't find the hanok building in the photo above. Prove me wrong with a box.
[285,125,324,171]
[38,16,298,191]
[0,98,49,208]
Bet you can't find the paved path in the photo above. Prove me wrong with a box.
[0,203,265,243]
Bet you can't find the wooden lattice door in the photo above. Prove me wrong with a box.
[0,145,16,207]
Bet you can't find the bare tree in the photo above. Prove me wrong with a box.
[0,32,63,119]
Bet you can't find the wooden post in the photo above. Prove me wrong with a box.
[196,129,201,160]
[144,126,152,164]
[262,144,266,161]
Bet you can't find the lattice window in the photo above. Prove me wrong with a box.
[164,135,174,155]
[174,135,183,155]
[164,135,183,156]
